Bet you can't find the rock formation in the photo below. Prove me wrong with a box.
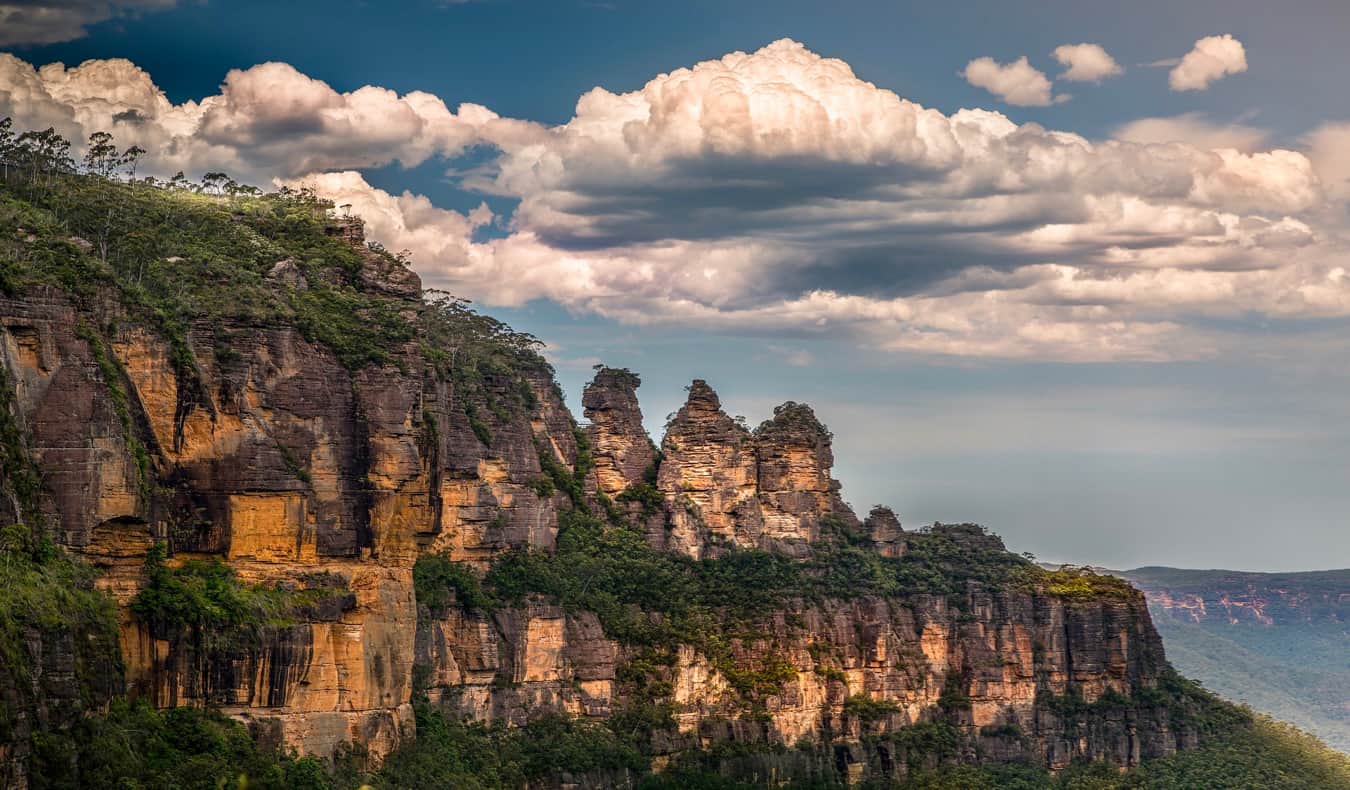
[582,366,655,498]
[0,204,1216,786]
[657,380,761,558]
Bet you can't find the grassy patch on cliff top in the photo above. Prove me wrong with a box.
[1,161,552,380]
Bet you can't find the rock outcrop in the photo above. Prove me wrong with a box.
[655,383,856,558]
[582,367,655,498]
[657,380,762,559]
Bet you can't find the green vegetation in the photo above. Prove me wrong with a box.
[877,716,1350,789]
[30,699,330,790]
[413,552,498,615]
[342,703,646,789]
[132,543,350,650]
[617,481,665,518]
[842,694,903,723]
[0,538,122,746]
[1039,565,1137,600]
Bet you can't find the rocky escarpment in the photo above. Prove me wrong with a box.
[0,176,1228,786]
[0,197,589,770]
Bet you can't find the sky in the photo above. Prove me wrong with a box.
[2,0,1349,571]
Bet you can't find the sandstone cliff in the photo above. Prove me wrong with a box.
[0,182,1224,786]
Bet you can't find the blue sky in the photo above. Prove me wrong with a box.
[3,0,1349,570]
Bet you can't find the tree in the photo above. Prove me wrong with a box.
[0,117,14,180]
[83,131,120,177]
[15,127,75,187]
[200,171,235,195]
[119,144,146,182]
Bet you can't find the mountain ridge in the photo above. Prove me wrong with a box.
[0,137,1346,788]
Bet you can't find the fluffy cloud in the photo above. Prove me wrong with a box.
[1304,121,1350,202]
[1051,43,1122,82]
[1169,34,1248,91]
[961,55,1063,106]
[2,40,1347,362]
[0,1,176,47]
[1114,112,1269,152]
[0,54,543,183]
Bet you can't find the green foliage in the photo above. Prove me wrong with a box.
[29,698,331,790]
[884,715,1350,789]
[413,552,498,615]
[131,543,348,650]
[339,703,645,789]
[0,365,46,535]
[0,544,122,749]
[842,693,902,723]
[1039,566,1137,600]
[617,481,665,518]
[276,441,313,485]
[538,443,588,511]
[979,723,1024,739]
[0,133,428,374]
[418,290,550,447]
[291,284,413,369]
[936,672,972,711]
[527,475,556,498]
[753,400,833,440]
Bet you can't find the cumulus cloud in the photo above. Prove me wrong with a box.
[961,55,1064,106]
[1304,121,1350,203]
[1051,43,1123,82]
[1114,112,1270,152]
[1,40,1347,362]
[1169,34,1248,91]
[0,1,176,47]
[0,53,544,184]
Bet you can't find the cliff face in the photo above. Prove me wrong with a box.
[0,199,1207,785]
[0,218,581,764]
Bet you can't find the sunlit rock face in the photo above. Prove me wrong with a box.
[753,400,859,556]
[582,367,655,498]
[654,382,858,559]
[657,380,762,559]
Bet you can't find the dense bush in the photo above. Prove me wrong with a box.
[413,552,498,615]
[338,703,646,789]
[29,698,331,790]
[131,543,349,651]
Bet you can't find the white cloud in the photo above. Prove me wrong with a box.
[1,40,1346,363]
[961,55,1064,106]
[1114,112,1269,152]
[1051,43,1123,82]
[0,1,176,47]
[1304,121,1350,202]
[1169,34,1248,91]
[0,53,544,184]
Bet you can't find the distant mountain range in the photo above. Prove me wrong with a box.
[1113,566,1350,753]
